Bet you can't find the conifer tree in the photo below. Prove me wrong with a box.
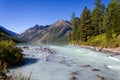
[103,0,120,40]
[80,7,92,41]
[91,0,105,35]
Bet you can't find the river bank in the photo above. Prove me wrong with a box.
[79,45,120,55]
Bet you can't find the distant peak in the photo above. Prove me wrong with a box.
[58,19,64,21]
[34,24,42,27]
[51,19,70,27]
[57,19,65,23]
[54,19,65,25]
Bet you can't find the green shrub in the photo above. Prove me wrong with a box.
[85,33,120,48]
[0,40,23,66]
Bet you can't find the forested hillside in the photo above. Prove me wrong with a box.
[69,0,120,48]
[0,26,24,43]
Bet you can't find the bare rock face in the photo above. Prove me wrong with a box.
[20,19,72,44]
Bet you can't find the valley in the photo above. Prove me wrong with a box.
[0,0,120,80]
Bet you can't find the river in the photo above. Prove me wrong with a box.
[10,45,120,80]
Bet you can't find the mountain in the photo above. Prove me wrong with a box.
[0,25,22,42]
[20,24,50,41]
[20,19,72,44]
[0,25,18,37]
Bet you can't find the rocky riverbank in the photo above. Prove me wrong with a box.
[79,45,120,55]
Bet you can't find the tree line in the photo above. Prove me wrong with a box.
[69,0,120,47]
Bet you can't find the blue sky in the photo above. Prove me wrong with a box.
[0,0,110,33]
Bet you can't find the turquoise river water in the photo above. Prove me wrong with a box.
[10,45,120,80]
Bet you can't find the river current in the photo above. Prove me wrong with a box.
[10,45,120,80]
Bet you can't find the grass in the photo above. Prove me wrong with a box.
[71,33,120,48]
[0,67,32,80]
[86,33,107,47]
[86,33,120,48]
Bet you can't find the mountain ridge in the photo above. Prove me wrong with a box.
[0,25,23,42]
[20,19,72,44]
[0,25,18,37]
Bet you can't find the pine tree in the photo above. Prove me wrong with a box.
[91,0,105,35]
[71,12,75,23]
[70,12,80,44]
[104,0,120,41]
[69,12,75,42]
[72,17,79,41]
[103,9,113,41]
[112,1,120,37]
[80,7,92,41]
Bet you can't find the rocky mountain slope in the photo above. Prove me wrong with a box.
[20,20,72,44]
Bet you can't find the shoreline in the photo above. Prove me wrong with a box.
[78,45,120,55]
